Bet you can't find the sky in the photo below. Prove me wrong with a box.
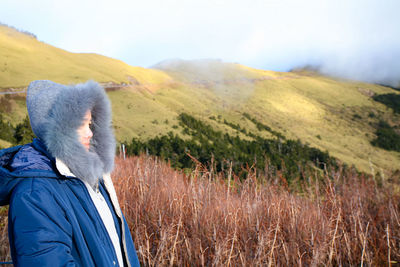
[1,0,400,86]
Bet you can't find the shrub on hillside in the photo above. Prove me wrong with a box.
[0,114,15,144]
[0,114,36,147]
[13,116,35,145]
[371,120,400,152]
[373,93,400,114]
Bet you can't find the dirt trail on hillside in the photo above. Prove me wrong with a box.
[0,90,26,95]
[0,73,304,94]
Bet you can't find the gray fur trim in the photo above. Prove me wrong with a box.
[27,80,115,187]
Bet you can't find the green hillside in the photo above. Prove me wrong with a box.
[1,25,400,175]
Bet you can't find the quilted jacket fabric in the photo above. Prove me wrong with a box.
[0,138,140,266]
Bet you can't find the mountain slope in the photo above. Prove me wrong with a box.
[149,59,400,174]
[0,25,171,88]
[1,25,399,175]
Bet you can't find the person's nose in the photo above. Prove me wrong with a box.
[85,126,93,139]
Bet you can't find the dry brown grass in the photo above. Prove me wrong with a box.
[1,155,400,266]
[113,156,400,266]
[0,206,10,263]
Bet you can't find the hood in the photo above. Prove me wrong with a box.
[26,80,116,187]
[0,139,58,205]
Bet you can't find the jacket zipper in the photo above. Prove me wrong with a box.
[101,178,132,267]
[68,177,126,266]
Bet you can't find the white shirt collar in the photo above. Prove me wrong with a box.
[55,158,76,177]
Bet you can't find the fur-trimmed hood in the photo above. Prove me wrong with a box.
[26,80,116,187]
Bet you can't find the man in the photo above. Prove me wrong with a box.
[0,80,140,266]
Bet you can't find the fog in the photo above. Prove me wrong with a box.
[1,0,399,86]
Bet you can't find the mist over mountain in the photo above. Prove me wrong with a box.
[292,49,400,87]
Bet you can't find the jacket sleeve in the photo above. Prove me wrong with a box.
[9,186,76,267]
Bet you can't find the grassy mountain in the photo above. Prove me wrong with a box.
[1,24,400,175]
[0,24,171,88]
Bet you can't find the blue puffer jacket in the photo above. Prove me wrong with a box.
[0,138,140,267]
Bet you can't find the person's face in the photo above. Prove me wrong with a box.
[77,110,93,151]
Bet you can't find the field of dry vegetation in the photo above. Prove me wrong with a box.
[1,155,400,266]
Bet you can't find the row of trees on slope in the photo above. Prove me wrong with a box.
[371,92,400,151]
[1,108,399,179]
[0,114,35,147]
[124,113,338,181]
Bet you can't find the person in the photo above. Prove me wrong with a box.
[0,80,140,266]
